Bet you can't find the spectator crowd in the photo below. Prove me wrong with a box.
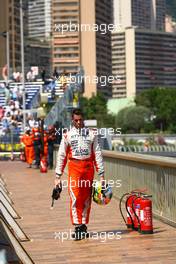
[0,82,24,141]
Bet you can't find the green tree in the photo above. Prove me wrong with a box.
[80,92,115,128]
[116,106,151,133]
[166,0,176,21]
[135,87,176,132]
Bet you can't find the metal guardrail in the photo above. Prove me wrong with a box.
[0,201,29,241]
[0,192,20,219]
[0,175,34,263]
[103,151,176,227]
[0,134,21,144]
[0,179,30,242]
[0,215,34,264]
[0,181,10,195]
[0,188,13,204]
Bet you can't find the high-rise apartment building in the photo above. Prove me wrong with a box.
[25,39,51,72]
[28,0,51,39]
[52,0,113,98]
[112,28,176,98]
[26,0,52,73]
[112,32,127,98]
[95,0,113,97]
[156,0,166,31]
[52,0,80,75]
[116,0,166,31]
[0,0,21,75]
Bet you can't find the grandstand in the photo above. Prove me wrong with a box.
[10,83,42,109]
[0,81,64,108]
[0,80,64,146]
[0,72,83,149]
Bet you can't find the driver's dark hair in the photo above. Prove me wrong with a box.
[72,108,83,118]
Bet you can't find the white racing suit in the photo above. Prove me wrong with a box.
[55,126,104,224]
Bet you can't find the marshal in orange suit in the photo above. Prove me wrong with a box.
[23,128,35,168]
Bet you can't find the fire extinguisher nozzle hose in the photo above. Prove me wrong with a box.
[119,193,130,226]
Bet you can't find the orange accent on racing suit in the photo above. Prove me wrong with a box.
[55,127,104,225]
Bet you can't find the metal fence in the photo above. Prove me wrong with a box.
[0,133,20,144]
[103,151,176,227]
[0,175,34,263]
[0,133,21,155]
[115,145,176,152]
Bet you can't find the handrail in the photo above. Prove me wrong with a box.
[0,190,20,219]
[0,201,29,241]
[102,150,176,227]
[103,150,176,169]
[0,214,34,264]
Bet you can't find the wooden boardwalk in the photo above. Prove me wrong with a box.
[0,160,176,264]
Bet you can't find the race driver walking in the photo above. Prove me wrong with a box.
[55,108,105,240]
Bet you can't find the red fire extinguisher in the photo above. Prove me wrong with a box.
[126,193,137,228]
[40,157,47,173]
[119,192,137,229]
[139,195,153,234]
[132,195,142,231]
[120,190,153,234]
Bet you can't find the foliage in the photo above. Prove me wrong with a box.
[135,87,176,132]
[80,92,115,128]
[116,105,151,133]
[166,0,176,21]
